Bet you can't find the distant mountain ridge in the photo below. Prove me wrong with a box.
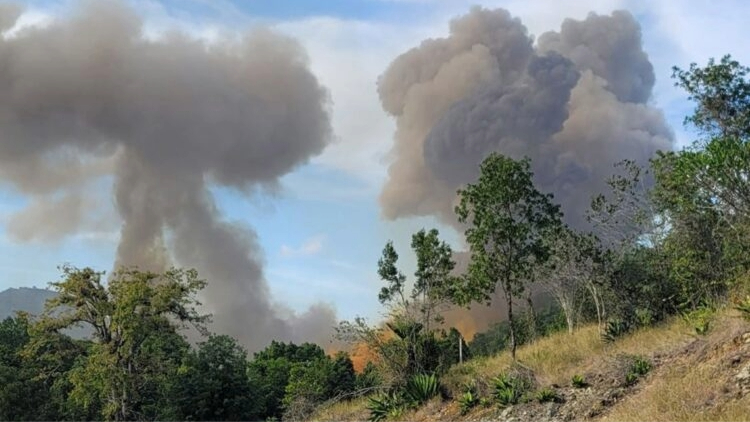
[0,286,57,320]
[0,286,91,338]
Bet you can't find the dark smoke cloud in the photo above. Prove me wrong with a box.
[0,0,337,351]
[378,6,673,228]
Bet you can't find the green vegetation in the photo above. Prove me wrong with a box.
[535,386,560,403]
[457,383,479,414]
[455,154,563,360]
[625,355,652,385]
[492,371,534,407]
[571,374,588,388]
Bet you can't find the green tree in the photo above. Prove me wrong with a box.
[246,341,327,420]
[339,228,460,386]
[175,335,255,421]
[455,153,562,360]
[40,266,208,421]
[282,351,356,420]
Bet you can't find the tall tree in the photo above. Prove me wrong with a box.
[40,266,208,421]
[378,229,458,332]
[455,153,562,360]
[535,227,598,334]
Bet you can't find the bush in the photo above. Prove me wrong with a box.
[631,356,652,376]
[404,373,438,405]
[624,355,652,385]
[571,374,588,388]
[602,319,631,343]
[683,306,713,335]
[492,372,533,407]
[735,296,750,320]
[458,388,479,415]
[366,392,403,422]
[535,387,560,403]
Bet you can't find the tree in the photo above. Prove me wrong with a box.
[340,228,460,385]
[282,351,356,420]
[246,341,327,420]
[455,153,562,360]
[535,227,598,333]
[40,266,209,421]
[667,56,750,249]
[175,335,255,421]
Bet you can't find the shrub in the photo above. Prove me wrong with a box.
[366,392,403,422]
[492,372,532,407]
[535,387,560,403]
[624,355,652,385]
[683,307,713,335]
[635,308,654,327]
[631,356,652,376]
[624,372,639,386]
[404,373,438,405]
[602,319,631,343]
[458,388,479,415]
[735,296,750,320]
[571,374,588,388]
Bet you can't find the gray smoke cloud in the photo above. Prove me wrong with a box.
[0,0,338,351]
[378,6,673,228]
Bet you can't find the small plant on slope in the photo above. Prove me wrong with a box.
[683,306,713,335]
[367,392,403,422]
[571,374,588,388]
[404,373,438,405]
[535,387,560,403]
[493,372,532,407]
[457,382,479,415]
[624,355,652,385]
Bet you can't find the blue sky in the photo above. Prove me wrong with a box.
[2,0,750,323]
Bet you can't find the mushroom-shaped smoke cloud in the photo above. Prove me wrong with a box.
[0,0,336,351]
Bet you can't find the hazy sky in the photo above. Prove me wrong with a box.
[1,0,748,325]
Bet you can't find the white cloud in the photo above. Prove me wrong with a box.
[273,17,443,190]
[280,234,326,257]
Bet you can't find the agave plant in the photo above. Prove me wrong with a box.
[602,318,630,343]
[367,391,402,422]
[457,383,479,415]
[492,373,529,407]
[404,373,439,405]
[535,387,560,403]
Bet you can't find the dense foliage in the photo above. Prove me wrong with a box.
[0,268,359,421]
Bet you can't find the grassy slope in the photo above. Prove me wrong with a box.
[314,307,750,421]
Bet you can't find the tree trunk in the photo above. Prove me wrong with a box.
[563,302,574,334]
[526,293,537,342]
[507,294,516,360]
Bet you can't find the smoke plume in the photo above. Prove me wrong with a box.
[378,7,673,228]
[377,7,673,335]
[0,1,337,351]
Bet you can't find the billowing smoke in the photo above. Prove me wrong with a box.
[378,7,673,335]
[0,1,338,351]
[378,7,673,228]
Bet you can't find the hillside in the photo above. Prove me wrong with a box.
[0,287,56,320]
[0,287,91,339]
[313,307,750,421]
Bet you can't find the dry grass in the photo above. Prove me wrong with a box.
[603,310,750,422]
[309,396,371,422]
[444,317,691,395]
[314,309,749,422]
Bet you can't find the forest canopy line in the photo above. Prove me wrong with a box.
[1,54,749,421]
